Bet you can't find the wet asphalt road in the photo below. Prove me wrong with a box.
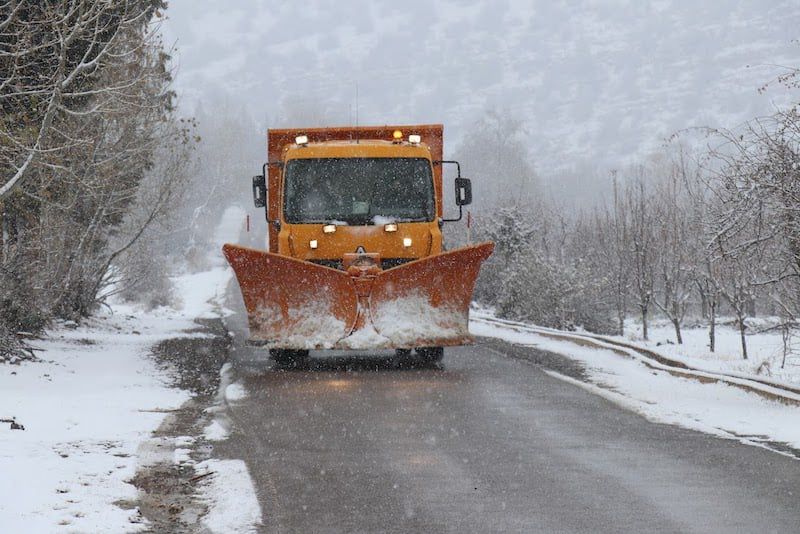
[218,314,800,533]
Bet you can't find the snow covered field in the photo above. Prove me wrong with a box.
[0,206,259,532]
[0,280,219,531]
[472,310,800,455]
[614,318,800,385]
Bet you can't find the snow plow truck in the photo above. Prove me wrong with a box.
[223,124,494,365]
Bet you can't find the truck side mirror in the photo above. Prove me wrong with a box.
[252,175,266,208]
[455,177,472,206]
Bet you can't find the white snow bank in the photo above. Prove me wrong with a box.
[172,265,233,319]
[196,459,263,533]
[472,312,800,452]
[611,318,800,385]
[203,420,229,442]
[0,309,192,532]
[224,383,248,402]
[174,447,194,466]
[0,238,237,531]
[337,322,391,349]
[247,291,470,349]
[333,293,470,349]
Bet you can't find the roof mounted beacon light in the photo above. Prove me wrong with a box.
[295,134,309,146]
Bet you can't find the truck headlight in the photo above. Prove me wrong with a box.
[403,237,412,247]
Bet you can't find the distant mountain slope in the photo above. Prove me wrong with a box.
[164,0,799,174]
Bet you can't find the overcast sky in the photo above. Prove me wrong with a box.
[161,0,799,174]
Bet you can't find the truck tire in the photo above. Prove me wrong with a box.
[270,349,310,368]
[416,346,444,364]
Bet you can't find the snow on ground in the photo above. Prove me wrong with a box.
[471,310,800,453]
[197,357,261,532]
[0,204,259,532]
[0,303,198,532]
[195,459,263,533]
[224,383,248,402]
[203,420,229,442]
[614,317,800,385]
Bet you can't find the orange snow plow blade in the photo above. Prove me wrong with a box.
[223,242,494,350]
[368,242,495,347]
[222,244,359,348]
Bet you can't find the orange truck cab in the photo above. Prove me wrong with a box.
[258,125,464,265]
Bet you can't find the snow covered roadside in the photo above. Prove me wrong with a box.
[0,205,262,532]
[0,280,220,531]
[195,459,262,533]
[610,318,800,385]
[471,310,800,454]
[191,362,263,533]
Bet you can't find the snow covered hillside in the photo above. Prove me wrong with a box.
[164,0,799,174]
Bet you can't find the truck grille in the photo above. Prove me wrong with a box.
[309,258,414,271]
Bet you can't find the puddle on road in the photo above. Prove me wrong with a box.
[151,318,231,396]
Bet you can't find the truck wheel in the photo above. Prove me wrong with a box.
[416,346,444,363]
[270,349,310,368]
[395,348,412,358]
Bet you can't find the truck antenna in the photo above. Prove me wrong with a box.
[355,82,359,144]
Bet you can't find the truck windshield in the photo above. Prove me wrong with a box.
[283,157,435,224]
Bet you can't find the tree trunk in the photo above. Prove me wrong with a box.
[781,324,789,369]
[737,315,748,360]
[709,302,716,353]
[672,318,683,344]
[641,305,649,341]
[616,288,626,337]
[1,209,7,263]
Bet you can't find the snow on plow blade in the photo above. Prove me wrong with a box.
[368,242,495,347]
[223,242,494,350]
[222,244,359,348]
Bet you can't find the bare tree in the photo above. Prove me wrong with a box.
[1,0,167,201]
[651,155,697,344]
[609,172,631,336]
[624,175,658,340]
[700,106,800,358]
[0,1,186,355]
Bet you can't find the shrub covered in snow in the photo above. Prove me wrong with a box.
[472,205,617,333]
[0,324,37,364]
